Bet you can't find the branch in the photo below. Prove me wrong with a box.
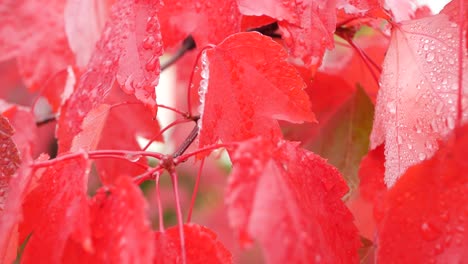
[174,142,236,164]
[36,115,56,126]
[172,124,199,158]
[247,22,281,39]
[187,157,205,222]
[161,35,196,71]
[170,169,187,264]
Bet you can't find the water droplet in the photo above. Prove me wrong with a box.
[418,152,426,161]
[201,68,209,79]
[142,35,155,50]
[315,255,322,262]
[450,83,458,91]
[195,1,202,12]
[200,79,208,89]
[440,211,449,222]
[425,53,435,62]
[425,141,434,150]
[146,16,159,33]
[125,153,142,162]
[446,116,455,129]
[198,51,210,123]
[145,56,159,72]
[103,59,113,68]
[430,120,438,133]
[444,235,452,246]
[435,102,444,115]
[420,222,441,241]
[123,75,135,94]
[387,101,396,114]
[434,243,444,254]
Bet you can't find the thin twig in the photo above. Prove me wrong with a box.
[187,158,205,222]
[175,143,236,164]
[155,171,165,232]
[161,35,196,71]
[36,115,56,126]
[170,169,187,264]
[143,118,193,151]
[172,124,199,158]
[248,22,281,38]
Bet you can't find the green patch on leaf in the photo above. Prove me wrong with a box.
[308,86,374,197]
[14,232,32,264]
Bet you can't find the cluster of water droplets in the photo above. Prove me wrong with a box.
[143,14,163,73]
[418,200,466,258]
[379,15,468,186]
[197,51,210,129]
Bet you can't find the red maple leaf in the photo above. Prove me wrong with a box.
[158,0,241,49]
[338,0,384,16]
[383,0,420,21]
[358,144,386,203]
[237,0,337,66]
[13,154,90,264]
[64,0,112,67]
[323,32,389,102]
[371,11,468,186]
[57,0,163,151]
[376,125,468,262]
[70,86,160,184]
[64,176,155,263]
[346,144,386,239]
[226,137,360,263]
[198,32,315,147]
[0,0,75,107]
[154,224,232,264]
[3,0,467,262]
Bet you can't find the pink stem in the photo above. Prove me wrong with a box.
[346,37,381,86]
[32,149,164,168]
[88,149,164,160]
[157,104,189,117]
[175,143,235,164]
[143,118,192,151]
[111,101,188,118]
[187,158,205,222]
[155,171,165,232]
[133,166,163,185]
[170,170,186,264]
[32,152,82,168]
[349,39,382,73]
[109,101,142,110]
[87,154,149,169]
